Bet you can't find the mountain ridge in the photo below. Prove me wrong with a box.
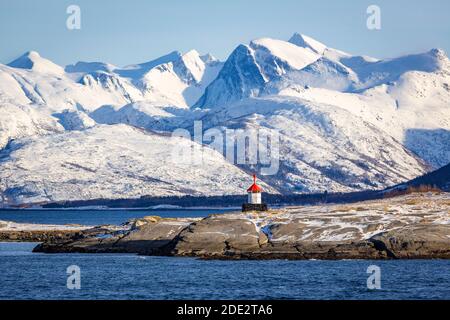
[0,33,449,205]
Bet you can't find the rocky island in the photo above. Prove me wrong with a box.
[2,192,449,260]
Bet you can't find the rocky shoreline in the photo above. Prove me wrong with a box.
[3,193,450,260]
[0,220,89,242]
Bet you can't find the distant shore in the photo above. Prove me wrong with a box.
[0,206,240,211]
[2,189,382,209]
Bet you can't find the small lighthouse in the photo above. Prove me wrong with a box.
[242,174,268,212]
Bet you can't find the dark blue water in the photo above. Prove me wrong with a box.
[0,208,234,226]
[0,242,449,300]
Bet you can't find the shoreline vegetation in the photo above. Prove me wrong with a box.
[1,192,449,260]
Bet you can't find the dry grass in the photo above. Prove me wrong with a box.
[384,184,442,199]
[409,185,442,193]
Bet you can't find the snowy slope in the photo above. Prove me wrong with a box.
[288,33,329,55]
[0,124,275,205]
[90,101,204,132]
[138,50,223,107]
[200,96,428,193]
[53,110,96,131]
[272,57,450,168]
[0,102,63,149]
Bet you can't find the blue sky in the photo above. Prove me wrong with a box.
[1,0,449,66]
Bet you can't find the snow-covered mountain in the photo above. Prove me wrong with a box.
[0,33,449,206]
[196,34,450,172]
[0,124,276,204]
[195,37,320,108]
[199,96,428,193]
[65,49,223,108]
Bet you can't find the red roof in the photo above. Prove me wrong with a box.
[247,174,262,193]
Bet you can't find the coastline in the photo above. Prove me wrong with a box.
[2,192,449,260]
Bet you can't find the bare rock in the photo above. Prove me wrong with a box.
[129,216,162,229]
[369,224,450,259]
[1,230,85,242]
[116,219,191,254]
[252,240,386,260]
[34,218,193,254]
[166,216,261,258]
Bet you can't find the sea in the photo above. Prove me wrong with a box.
[0,209,449,300]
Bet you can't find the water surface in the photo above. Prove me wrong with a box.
[0,243,448,300]
[0,208,234,225]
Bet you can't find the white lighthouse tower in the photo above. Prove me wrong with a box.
[242,174,268,212]
[247,174,262,204]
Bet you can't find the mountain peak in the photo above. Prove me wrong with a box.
[428,48,450,70]
[183,49,201,58]
[8,51,41,69]
[182,50,220,65]
[116,51,182,79]
[8,50,64,74]
[178,49,207,82]
[429,48,448,60]
[288,33,328,55]
[25,50,40,58]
